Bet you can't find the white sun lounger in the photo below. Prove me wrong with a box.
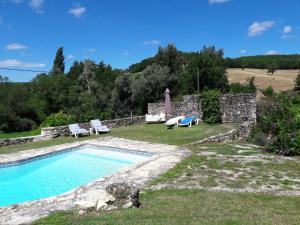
[90,119,110,134]
[68,124,90,138]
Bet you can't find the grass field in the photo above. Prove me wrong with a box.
[227,68,299,97]
[34,189,300,225]
[0,128,41,139]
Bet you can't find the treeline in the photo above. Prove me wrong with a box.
[0,45,232,133]
[226,54,300,70]
[2,44,298,133]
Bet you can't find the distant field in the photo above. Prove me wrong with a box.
[227,68,299,97]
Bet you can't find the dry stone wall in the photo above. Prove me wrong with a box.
[148,93,256,124]
[147,95,203,121]
[41,116,146,137]
[0,116,145,147]
[220,93,256,123]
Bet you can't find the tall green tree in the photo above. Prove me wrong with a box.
[179,46,228,94]
[52,47,65,75]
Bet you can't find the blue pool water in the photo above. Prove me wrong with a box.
[0,145,150,207]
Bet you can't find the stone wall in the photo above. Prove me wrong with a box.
[0,116,145,147]
[41,116,146,137]
[147,95,203,121]
[0,135,52,147]
[148,93,256,124]
[220,93,256,123]
[193,120,256,144]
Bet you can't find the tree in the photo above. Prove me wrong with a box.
[111,76,134,117]
[267,63,277,75]
[52,47,65,75]
[294,72,300,92]
[79,59,97,95]
[132,64,172,113]
[155,44,183,75]
[179,46,228,94]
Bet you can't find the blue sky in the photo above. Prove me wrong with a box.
[0,0,299,82]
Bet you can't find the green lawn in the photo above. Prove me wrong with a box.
[0,128,41,139]
[34,189,300,225]
[110,123,237,146]
[0,123,236,155]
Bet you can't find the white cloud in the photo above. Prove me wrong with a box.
[248,21,275,37]
[0,59,45,68]
[240,49,247,54]
[6,43,28,50]
[265,50,280,55]
[29,0,44,14]
[209,0,230,4]
[283,26,292,34]
[69,6,86,18]
[67,54,74,60]
[143,40,160,45]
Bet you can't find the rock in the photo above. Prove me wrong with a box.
[122,201,133,209]
[103,205,118,211]
[106,183,140,208]
[130,187,140,207]
[75,200,95,210]
[96,201,107,211]
[78,209,87,215]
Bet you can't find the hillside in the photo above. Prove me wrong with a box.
[227,68,299,96]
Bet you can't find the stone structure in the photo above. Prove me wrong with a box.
[0,116,145,147]
[148,93,256,124]
[41,116,145,138]
[0,135,52,147]
[193,120,256,144]
[220,93,256,123]
[148,95,203,121]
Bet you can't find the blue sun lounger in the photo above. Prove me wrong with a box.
[178,116,199,128]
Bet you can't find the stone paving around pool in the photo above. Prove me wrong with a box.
[0,137,191,225]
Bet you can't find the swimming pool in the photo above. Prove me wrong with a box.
[0,145,151,207]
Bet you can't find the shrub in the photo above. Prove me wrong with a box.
[294,73,300,92]
[14,118,37,132]
[76,110,113,123]
[201,90,221,124]
[41,111,76,128]
[256,93,300,155]
[260,85,274,97]
[229,77,257,94]
[248,127,269,147]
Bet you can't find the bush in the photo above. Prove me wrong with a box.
[248,127,269,147]
[229,77,257,94]
[256,93,300,155]
[294,73,300,92]
[41,111,76,128]
[14,118,37,132]
[76,110,113,123]
[260,85,274,97]
[201,90,221,124]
